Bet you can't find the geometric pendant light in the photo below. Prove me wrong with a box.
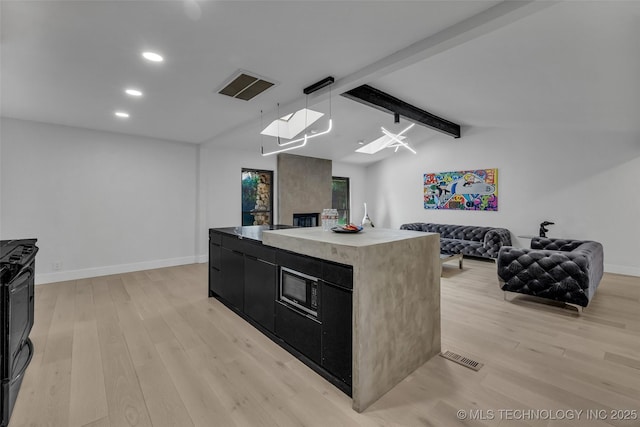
[356,123,416,155]
[261,77,334,156]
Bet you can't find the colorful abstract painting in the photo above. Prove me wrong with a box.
[424,169,498,211]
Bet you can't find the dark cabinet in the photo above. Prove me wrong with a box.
[244,256,276,332]
[220,247,244,310]
[277,250,322,278]
[212,231,277,331]
[210,243,221,270]
[209,267,222,296]
[275,302,321,365]
[321,280,352,386]
[275,251,353,388]
[209,232,222,297]
[208,228,353,396]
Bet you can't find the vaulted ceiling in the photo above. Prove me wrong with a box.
[2,1,639,165]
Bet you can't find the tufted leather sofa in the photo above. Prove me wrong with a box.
[497,237,604,307]
[399,222,512,259]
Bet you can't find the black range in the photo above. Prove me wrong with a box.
[0,238,38,427]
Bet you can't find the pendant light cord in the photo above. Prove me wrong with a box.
[329,84,332,119]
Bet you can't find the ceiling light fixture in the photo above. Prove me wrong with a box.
[261,76,334,156]
[356,123,417,155]
[125,88,143,97]
[114,111,130,118]
[381,124,417,154]
[267,119,333,151]
[141,51,164,63]
[261,108,324,140]
[355,134,406,154]
[261,134,309,157]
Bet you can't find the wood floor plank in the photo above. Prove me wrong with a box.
[92,279,153,427]
[124,275,177,345]
[134,360,196,427]
[31,280,76,427]
[155,339,237,427]
[9,278,60,425]
[81,415,111,427]
[69,281,108,427]
[186,345,288,427]
[137,278,205,351]
[111,279,196,426]
[9,260,640,427]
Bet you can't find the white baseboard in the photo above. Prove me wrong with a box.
[35,256,199,285]
[604,263,640,278]
[33,257,638,284]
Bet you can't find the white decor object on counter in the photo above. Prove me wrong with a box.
[362,202,374,227]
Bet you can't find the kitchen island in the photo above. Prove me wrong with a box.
[262,227,440,412]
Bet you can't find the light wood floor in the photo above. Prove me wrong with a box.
[11,260,640,427]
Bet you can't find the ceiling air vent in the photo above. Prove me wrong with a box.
[217,71,275,101]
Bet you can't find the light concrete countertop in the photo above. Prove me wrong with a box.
[263,226,428,247]
[262,226,431,266]
[263,227,441,412]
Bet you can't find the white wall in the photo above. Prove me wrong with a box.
[0,118,198,283]
[197,145,276,258]
[364,127,640,276]
[197,144,367,258]
[333,160,367,226]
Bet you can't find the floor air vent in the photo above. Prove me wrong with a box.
[217,71,275,101]
[440,350,483,371]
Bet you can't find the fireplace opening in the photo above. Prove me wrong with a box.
[293,213,319,227]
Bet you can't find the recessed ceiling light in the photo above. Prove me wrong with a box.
[142,51,164,63]
[125,88,143,97]
[114,111,130,118]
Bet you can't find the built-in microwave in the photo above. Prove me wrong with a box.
[279,266,319,318]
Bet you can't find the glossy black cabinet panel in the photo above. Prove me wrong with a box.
[221,235,245,253]
[241,241,276,264]
[220,247,244,310]
[322,262,353,290]
[210,231,222,245]
[277,250,322,278]
[209,231,223,296]
[208,228,353,396]
[210,244,221,270]
[209,267,222,296]
[275,302,321,365]
[321,281,353,386]
[244,257,276,332]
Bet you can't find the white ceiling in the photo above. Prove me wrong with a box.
[2,1,639,165]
